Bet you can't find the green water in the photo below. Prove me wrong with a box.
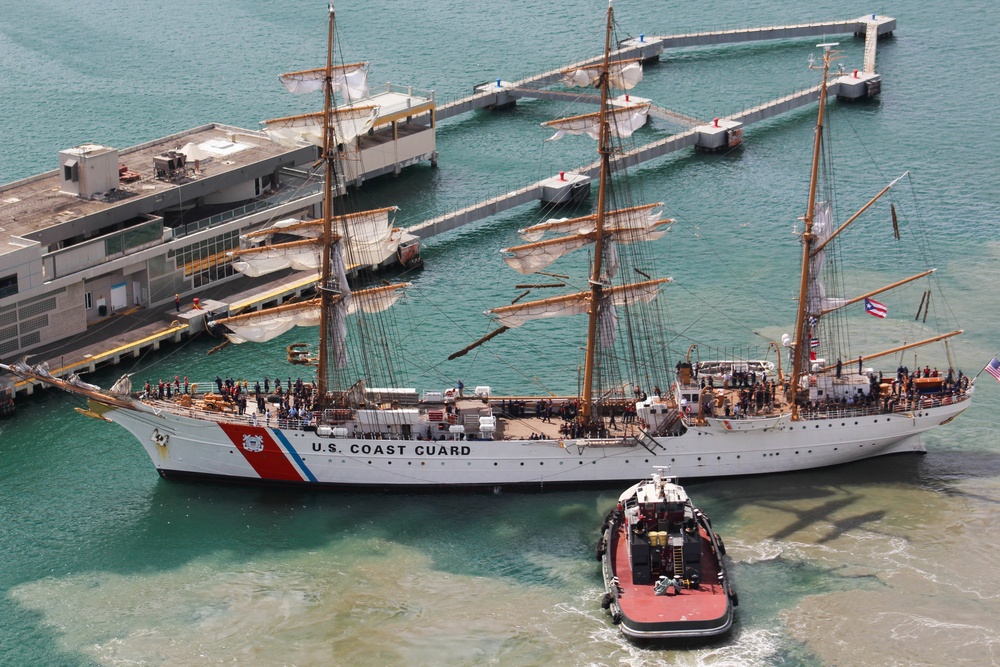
[3,0,1000,664]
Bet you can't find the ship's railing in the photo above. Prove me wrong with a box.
[799,390,971,420]
[681,387,971,425]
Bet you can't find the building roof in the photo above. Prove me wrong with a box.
[0,124,301,256]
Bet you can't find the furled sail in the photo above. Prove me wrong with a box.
[560,58,643,90]
[806,203,851,314]
[486,278,671,328]
[213,300,322,344]
[542,104,650,142]
[502,219,672,274]
[279,62,369,99]
[243,207,399,243]
[229,238,325,277]
[243,218,324,241]
[336,208,404,268]
[263,105,378,147]
[211,283,409,345]
[518,203,665,241]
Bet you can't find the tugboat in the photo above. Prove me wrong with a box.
[597,468,737,641]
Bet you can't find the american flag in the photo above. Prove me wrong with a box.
[986,357,1000,382]
[865,297,887,318]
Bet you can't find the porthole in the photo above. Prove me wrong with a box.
[494,462,498,466]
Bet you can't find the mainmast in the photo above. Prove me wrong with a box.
[580,2,616,423]
[317,3,337,405]
[789,43,838,420]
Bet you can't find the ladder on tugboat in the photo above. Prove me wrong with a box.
[672,540,684,578]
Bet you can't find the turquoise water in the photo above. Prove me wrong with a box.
[3,0,1000,664]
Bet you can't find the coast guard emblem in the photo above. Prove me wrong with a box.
[151,428,169,447]
[242,434,265,453]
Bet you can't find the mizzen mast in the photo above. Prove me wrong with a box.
[789,43,839,421]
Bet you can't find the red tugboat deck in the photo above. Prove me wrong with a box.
[599,469,736,641]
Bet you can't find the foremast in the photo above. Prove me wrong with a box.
[317,3,338,408]
[581,2,617,422]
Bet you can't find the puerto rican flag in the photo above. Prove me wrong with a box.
[865,297,887,319]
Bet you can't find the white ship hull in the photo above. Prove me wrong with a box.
[101,394,971,487]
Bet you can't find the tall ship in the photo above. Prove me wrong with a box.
[2,6,973,488]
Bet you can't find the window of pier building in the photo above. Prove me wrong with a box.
[0,274,18,299]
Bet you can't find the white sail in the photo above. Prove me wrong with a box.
[807,203,851,313]
[487,278,670,328]
[244,218,324,241]
[243,207,399,243]
[561,59,643,90]
[350,283,411,314]
[279,62,369,99]
[519,203,664,241]
[501,236,595,274]
[503,218,672,275]
[216,300,322,344]
[263,106,378,147]
[229,239,323,277]
[213,283,409,345]
[337,208,403,267]
[543,104,650,142]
